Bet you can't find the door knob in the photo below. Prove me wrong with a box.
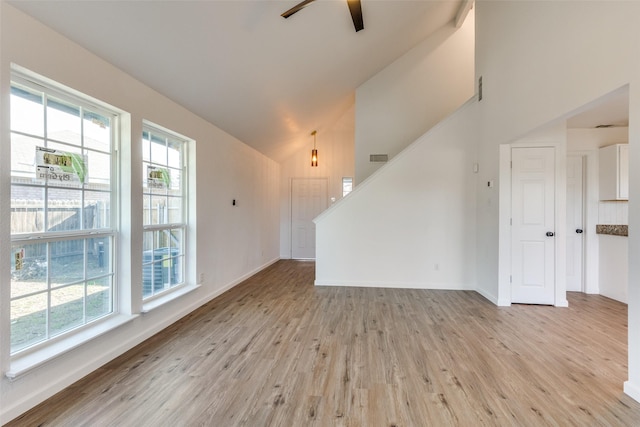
[546,231,555,237]
[576,229,583,234]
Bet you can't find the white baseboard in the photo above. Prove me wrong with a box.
[475,287,500,306]
[314,279,473,291]
[624,380,640,403]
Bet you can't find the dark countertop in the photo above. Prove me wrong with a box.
[596,224,628,236]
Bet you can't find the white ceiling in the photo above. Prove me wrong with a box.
[566,87,629,129]
[10,0,465,162]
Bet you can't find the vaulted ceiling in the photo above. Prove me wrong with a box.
[10,0,466,162]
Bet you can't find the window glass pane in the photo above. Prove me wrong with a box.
[50,284,84,337]
[167,196,182,224]
[173,255,184,286]
[86,150,110,186]
[11,133,40,180]
[170,228,183,255]
[87,276,112,322]
[142,265,156,298]
[167,255,181,287]
[168,168,182,196]
[87,237,111,279]
[11,293,47,353]
[50,239,84,286]
[47,188,82,232]
[142,131,151,162]
[10,85,44,137]
[11,243,47,298]
[47,96,81,145]
[143,231,153,253]
[150,135,167,165]
[342,177,353,197]
[150,245,178,290]
[150,195,167,225]
[143,233,165,298]
[83,110,111,152]
[143,195,152,226]
[167,139,181,169]
[11,185,44,233]
[84,191,111,229]
[156,229,172,252]
[169,229,184,287]
[142,165,149,190]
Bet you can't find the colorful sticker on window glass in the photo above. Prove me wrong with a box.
[147,165,171,189]
[35,146,87,183]
[14,248,24,271]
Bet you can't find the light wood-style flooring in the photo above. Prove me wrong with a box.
[7,260,640,426]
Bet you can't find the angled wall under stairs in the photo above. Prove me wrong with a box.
[315,97,478,290]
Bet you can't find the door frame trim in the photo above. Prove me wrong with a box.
[567,149,599,294]
[498,138,568,307]
[566,154,586,293]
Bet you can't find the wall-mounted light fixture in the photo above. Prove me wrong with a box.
[311,130,318,167]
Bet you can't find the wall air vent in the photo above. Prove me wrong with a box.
[369,154,388,163]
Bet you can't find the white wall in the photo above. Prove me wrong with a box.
[316,98,477,290]
[0,4,280,423]
[474,0,640,403]
[354,11,474,184]
[279,104,355,259]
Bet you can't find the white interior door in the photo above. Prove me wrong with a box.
[291,178,328,259]
[511,147,556,304]
[566,155,585,292]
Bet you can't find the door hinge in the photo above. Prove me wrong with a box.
[510,275,512,283]
[510,161,513,169]
[510,218,512,226]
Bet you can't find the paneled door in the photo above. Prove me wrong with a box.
[566,155,585,292]
[511,147,556,304]
[291,178,328,259]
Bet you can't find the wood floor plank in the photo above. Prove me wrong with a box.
[6,261,640,426]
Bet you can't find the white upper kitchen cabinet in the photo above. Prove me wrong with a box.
[599,143,629,200]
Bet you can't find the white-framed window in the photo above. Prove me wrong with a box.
[9,73,119,355]
[141,124,187,300]
[342,177,353,197]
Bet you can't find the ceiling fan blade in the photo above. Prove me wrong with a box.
[347,0,364,32]
[281,0,316,19]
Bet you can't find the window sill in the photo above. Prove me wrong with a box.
[141,283,200,314]
[7,313,138,380]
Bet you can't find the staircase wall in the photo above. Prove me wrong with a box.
[315,98,478,289]
[355,11,475,184]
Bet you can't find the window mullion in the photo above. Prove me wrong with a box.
[43,94,49,234]
[83,239,88,324]
[46,242,52,342]
[43,186,49,233]
[80,105,85,230]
